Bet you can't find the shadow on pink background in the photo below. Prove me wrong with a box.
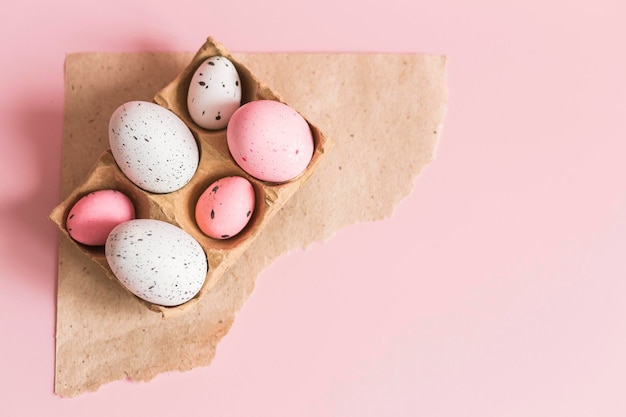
[1,0,625,415]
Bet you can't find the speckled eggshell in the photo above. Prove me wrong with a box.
[105,219,208,307]
[187,56,242,130]
[109,101,199,193]
[195,176,255,239]
[66,189,135,246]
[226,100,315,183]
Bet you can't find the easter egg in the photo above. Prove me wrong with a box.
[105,219,208,307]
[66,189,135,246]
[187,56,242,130]
[226,100,314,183]
[195,176,255,239]
[109,101,199,193]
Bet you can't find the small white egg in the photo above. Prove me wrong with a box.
[187,56,242,130]
[105,219,208,307]
[109,101,199,193]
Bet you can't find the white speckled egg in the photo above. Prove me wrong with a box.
[187,56,242,130]
[105,219,208,307]
[109,101,199,193]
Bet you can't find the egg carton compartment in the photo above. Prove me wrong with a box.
[50,37,332,318]
[50,151,157,272]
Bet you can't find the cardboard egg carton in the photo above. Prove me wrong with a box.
[49,37,332,317]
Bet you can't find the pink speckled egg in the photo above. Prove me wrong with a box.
[66,190,135,246]
[195,176,255,239]
[226,100,314,183]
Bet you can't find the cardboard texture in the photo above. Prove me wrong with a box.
[54,46,447,397]
[50,39,332,317]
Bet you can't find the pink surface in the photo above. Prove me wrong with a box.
[1,0,625,415]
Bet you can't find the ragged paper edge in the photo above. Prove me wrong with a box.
[54,50,447,397]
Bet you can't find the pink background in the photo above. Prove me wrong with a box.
[1,0,625,415]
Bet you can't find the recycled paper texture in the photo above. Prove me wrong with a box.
[55,49,447,397]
